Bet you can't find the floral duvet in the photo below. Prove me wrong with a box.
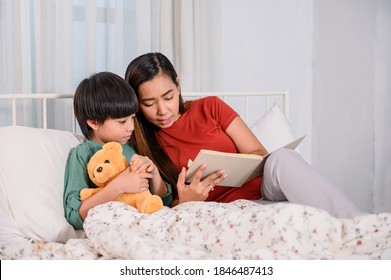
[2,200,391,260]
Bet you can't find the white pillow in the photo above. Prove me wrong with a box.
[250,104,297,153]
[0,126,85,246]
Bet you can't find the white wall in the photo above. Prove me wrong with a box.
[312,0,375,211]
[373,0,391,213]
[312,0,391,212]
[219,0,314,162]
[217,0,391,213]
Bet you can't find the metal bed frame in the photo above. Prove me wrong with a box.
[0,91,289,133]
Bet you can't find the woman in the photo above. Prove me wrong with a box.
[125,52,362,218]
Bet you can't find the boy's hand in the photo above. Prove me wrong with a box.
[113,167,152,194]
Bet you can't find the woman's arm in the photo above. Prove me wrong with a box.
[173,117,264,206]
[225,116,268,156]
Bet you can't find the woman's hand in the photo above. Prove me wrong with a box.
[175,164,227,205]
[130,154,158,176]
[110,167,152,194]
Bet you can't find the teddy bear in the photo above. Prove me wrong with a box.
[79,142,163,214]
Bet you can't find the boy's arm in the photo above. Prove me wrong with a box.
[63,149,89,230]
[150,174,172,207]
[129,152,173,206]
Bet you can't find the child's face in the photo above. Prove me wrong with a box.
[90,114,135,145]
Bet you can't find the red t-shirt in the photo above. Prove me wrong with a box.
[156,96,262,202]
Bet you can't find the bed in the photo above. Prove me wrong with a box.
[1,91,391,260]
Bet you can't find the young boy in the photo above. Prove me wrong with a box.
[63,72,172,230]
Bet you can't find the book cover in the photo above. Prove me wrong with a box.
[185,136,305,187]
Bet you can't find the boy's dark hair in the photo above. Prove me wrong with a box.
[74,71,139,139]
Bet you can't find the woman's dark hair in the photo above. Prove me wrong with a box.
[74,71,139,139]
[125,52,185,201]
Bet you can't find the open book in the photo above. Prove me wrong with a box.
[185,136,305,187]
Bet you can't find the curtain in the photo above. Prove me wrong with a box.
[150,0,223,91]
[0,0,73,93]
[172,0,223,91]
[0,0,222,129]
[1,0,31,93]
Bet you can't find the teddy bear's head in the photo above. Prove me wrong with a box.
[87,142,129,188]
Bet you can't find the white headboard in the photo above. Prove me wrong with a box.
[0,93,76,131]
[182,91,289,123]
[0,91,289,133]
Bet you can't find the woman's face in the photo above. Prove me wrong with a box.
[137,73,181,129]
